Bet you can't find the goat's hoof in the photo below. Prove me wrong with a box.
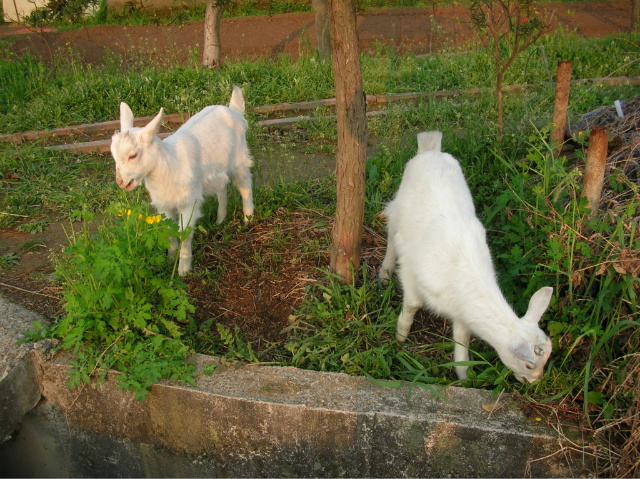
[379,270,392,285]
[395,333,408,343]
[178,265,191,277]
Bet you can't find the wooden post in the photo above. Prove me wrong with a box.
[328,0,367,283]
[582,126,609,214]
[551,61,572,157]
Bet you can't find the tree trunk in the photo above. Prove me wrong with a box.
[203,0,222,68]
[633,0,640,31]
[328,0,367,283]
[313,0,332,60]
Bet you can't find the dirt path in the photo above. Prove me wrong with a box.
[0,1,634,67]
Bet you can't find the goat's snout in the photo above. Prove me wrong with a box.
[115,170,134,190]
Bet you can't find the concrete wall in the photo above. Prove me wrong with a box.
[2,0,48,22]
[0,295,589,477]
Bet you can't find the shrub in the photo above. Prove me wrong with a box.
[28,202,197,400]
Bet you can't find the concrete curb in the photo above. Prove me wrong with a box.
[0,295,53,442]
[0,294,587,477]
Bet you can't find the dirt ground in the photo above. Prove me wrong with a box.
[0,1,634,67]
[0,1,636,347]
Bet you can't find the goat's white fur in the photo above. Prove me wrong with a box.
[379,131,553,383]
[110,85,254,276]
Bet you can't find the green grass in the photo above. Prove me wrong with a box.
[1,30,638,132]
[0,144,117,228]
[2,24,640,472]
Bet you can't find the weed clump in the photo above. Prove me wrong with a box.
[27,202,197,400]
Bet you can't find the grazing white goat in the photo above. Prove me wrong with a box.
[111,85,254,276]
[379,131,553,383]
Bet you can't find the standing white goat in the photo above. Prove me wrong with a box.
[110,85,254,276]
[379,131,553,383]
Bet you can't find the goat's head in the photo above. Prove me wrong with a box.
[499,286,554,383]
[110,102,164,191]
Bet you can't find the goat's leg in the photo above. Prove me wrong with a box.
[216,187,228,224]
[176,205,203,276]
[177,228,196,277]
[168,237,179,261]
[164,212,180,261]
[379,236,397,280]
[452,322,472,380]
[232,168,254,222]
[396,276,420,342]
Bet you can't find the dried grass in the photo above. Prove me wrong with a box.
[572,95,640,186]
[567,95,640,477]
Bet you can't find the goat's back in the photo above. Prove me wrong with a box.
[163,104,251,171]
[170,105,247,140]
[387,149,476,230]
[386,147,494,302]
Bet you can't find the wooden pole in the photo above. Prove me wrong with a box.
[551,61,572,157]
[328,0,367,283]
[582,126,609,214]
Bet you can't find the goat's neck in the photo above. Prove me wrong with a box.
[453,279,521,346]
[144,140,183,189]
[142,139,196,212]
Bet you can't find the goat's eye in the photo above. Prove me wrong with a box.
[128,153,137,161]
[525,363,535,370]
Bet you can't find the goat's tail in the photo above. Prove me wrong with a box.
[417,131,442,153]
[229,85,246,115]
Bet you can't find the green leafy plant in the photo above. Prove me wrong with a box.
[0,252,20,269]
[194,320,264,363]
[31,202,197,400]
[17,218,50,234]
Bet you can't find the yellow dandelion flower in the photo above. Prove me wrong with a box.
[145,216,155,224]
[138,214,143,220]
[578,131,583,136]
[535,417,542,422]
[127,209,132,216]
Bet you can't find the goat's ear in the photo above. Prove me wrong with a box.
[512,340,535,364]
[523,286,553,324]
[140,108,164,145]
[119,102,134,134]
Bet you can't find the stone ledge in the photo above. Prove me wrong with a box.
[0,294,588,477]
[31,352,586,477]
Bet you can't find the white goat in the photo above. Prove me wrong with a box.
[379,131,553,383]
[110,85,254,276]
